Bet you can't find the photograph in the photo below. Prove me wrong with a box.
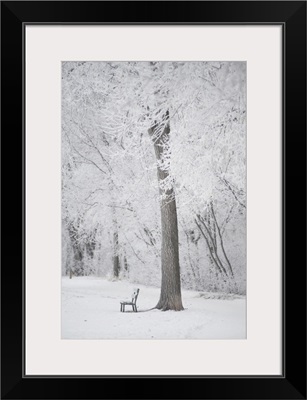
[61,61,247,340]
[1,0,306,397]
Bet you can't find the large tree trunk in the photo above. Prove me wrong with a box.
[149,112,184,311]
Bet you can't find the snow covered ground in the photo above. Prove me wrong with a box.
[62,277,246,339]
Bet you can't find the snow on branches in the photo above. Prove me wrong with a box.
[62,61,246,294]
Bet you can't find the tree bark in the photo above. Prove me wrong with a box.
[110,200,120,278]
[67,221,84,275]
[112,215,120,278]
[149,112,184,311]
[210,202,234,277]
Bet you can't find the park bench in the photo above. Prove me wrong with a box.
[120,288,140,312]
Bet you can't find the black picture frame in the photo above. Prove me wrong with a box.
[1,1,306,399]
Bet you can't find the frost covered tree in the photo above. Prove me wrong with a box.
[148,110,183,310]
[62,61,246,309]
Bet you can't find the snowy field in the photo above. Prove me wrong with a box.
[62,277,246,340]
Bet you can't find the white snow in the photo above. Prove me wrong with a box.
[62,276,246,340]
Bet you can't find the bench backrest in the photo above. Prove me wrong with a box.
[131,288,140,304]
